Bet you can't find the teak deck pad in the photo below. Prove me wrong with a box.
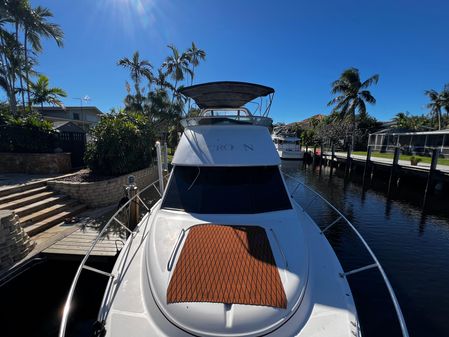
[166,224,287,308]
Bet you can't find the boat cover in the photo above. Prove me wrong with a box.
[179,81,274,109]
[167,224,287,308]
[172,125,280,166]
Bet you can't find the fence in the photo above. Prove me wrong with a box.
[368,131,449,156]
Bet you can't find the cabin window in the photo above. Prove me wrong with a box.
[162,166,292,214]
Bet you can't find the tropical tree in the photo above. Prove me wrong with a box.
[186,42,205,85]
[23,5,63,107]
[425,88,445,130]
[328,67,379,147]
[394,112,431,131]
[0,29,21,115]
[442,84,449,117]
[0,1,63,112]
[30,74,67,108]
[162,44,192,94]
[117,51,153,106]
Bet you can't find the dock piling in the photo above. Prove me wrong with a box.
[387,147,401,195]
[320,144,324,167]
[362,146,372,186]
[423,148,440,208]
[345,145,352,176]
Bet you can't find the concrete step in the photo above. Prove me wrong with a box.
[20,199,80,227]
[0,181,47,198]
[14,195,70,218]
[0,191,56,211]
[25,204,87,237]
[0,186,49,205]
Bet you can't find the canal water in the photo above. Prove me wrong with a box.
[1,162,448,337]
[282,161,449,337]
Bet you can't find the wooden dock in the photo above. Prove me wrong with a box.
[323,151,449,181]
[43,227,122,257]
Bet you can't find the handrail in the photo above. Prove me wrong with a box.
[283,173,409,337]
[58,177,165,337]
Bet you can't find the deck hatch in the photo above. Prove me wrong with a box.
[166,224,287,309]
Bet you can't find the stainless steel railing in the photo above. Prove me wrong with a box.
[58,177,165,337]
[283,173,409,337]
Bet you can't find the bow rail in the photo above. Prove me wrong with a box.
[58,176,165,337]
[284,173,409,337]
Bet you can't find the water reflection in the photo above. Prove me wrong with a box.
[282,160,449,337]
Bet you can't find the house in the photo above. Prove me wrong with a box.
[36,106,103,132]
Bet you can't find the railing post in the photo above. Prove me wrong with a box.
[423,148,440,208]
[388,147,401,195]
[156,141,165,194]
[363,145,372,186]
[126,175,139,231]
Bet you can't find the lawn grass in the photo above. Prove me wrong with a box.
[352,151,449,166]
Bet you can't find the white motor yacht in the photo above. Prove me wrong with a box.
[59,82,408,337]
[272,129,304,160]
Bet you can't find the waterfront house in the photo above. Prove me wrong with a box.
[36,106,103,133]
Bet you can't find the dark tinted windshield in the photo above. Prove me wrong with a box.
[162,166,292,214]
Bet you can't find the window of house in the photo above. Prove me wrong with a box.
[73,113,80,120]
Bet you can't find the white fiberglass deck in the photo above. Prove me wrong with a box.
[100,201,358,337]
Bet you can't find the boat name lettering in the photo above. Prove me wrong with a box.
[206,144,255,152]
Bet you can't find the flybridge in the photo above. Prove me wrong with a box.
[179,81,275,112]
[179,81,275,128]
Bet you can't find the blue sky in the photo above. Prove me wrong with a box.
[31,0,449,123]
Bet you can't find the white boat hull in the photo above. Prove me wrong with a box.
[99,201,359,337]
[278,150,304,160]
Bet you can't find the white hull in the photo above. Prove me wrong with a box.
[99,200,359,337]
[278,150,304,160]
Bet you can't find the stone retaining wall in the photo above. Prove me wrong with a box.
[0,210,35,273]
[47,166,159,208]
[0,152,71,174]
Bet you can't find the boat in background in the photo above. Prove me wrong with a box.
[272,128,304,160]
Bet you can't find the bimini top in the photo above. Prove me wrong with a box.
[172,125,280,166]
[179,81,274,109]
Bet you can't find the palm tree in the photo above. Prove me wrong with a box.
[162,44,192,95]
[30,74,67,108]
[186,42,205,85]
[4,0,29,110]
[425,89,444,130]
[117,51,153,105]
[328,67,379,147]
[441,84,449,117]
[154,68,174,91]
[0,28,21,115]
[23,5,63,107]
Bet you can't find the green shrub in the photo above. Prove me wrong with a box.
[0,111,58,153]
[410,156,422,166]
[84,111,155,176]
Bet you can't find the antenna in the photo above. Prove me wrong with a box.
[72,96,92,128]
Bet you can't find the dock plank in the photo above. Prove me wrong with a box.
[43,226,122,257]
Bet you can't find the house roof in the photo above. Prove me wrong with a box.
[52,121,86,133]
[36,106,103,116]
